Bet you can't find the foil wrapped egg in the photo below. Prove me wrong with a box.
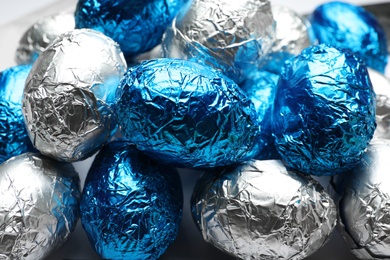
[191,159,337,260]
[272,44,376,176]
[16,12,75,65]
[22,29,127,162]
[74,0,190,59]
[368,68,390,140]
[0,153,80,260]
[115,58,261,168]
[239,69,280,159]
[81,141,183,259]
[310,1,388,73]
[162,0,275,83]
[0,65,35,164]
[260,4,312,74]
[338,139,390,259]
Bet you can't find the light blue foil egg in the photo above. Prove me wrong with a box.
[0,65,35,164]
[272,44,376,176]
[115,58,261,168]
[240,70,280,160]
[81,141,183,259]
[310,1,388,73]
[74,0,190,59]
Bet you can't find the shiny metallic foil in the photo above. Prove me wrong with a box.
[0,65,35,164]
[310,1,388,73]
[115,58,261,168]
[16,12,75,65]
[368,68,390,140]
[81,141,183,259]
[191,160,337,260]
[338,140,390,259]
[75,0,190,59]
[272,44,376,176]
[22,29,127,162]
[239,70,280,160]
[260,4,312,74]
[162,0,275,83]
[0,153,80,260]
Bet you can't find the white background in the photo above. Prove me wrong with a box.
[0,0,389,260]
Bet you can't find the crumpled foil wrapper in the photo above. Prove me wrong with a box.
[0,65,35,164]
[259,4,312,74]
[81,141,183,259]
[15,12,75,65]
[22,29,127,162]
[239,69,280,160]
[272,44,376,176]
[75,0,190,59]
[0,152,80,260]
[310,1,388,73]
[191,160,337,260]
[338,139,390,259]
[368,68,390,140]
[162,0,275,83]
[115,58,261,168]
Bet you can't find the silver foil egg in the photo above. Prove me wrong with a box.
[368,68,390,140]
[260,4,312,74]
[338,139,390,259]
[16,12,75,65]
[191,160,337,260]
[162,0,275,83]
[22,29,127,162]
[0,153,80,260]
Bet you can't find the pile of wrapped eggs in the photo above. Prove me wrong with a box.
[1,0,390,259]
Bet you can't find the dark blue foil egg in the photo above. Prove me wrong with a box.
[310,1,388,73]
[0,65,34,163]
[240,70,280,160]
[115,58,261,168]
[80,141,183,259]
[74,0,189,59]
[272,44,376,176]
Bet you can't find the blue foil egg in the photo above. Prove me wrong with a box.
[80,141,183,259]
[240,70,280,160]
[115,58,261,168]
[0,65,34,164]
[272,44,376,176]
[310,1,388,73]
[74,0,190,59]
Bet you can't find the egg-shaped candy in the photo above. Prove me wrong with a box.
[259,4,312,74]
[191,160,337,260]
[0,153,80,260]
[239,69,280,160]
[272,44,376,176]
[310,1,388,73]
[0,65,35,164]
[368,68,390,140]
[338,140,390,259]
[115,58,261,168]
[162,0,275,83]
[22,29,127,162]
[16,12,75,65]
[81,141,183,259]
[74,0,190,59]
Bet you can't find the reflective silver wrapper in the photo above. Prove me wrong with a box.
[162,0,275,83]
[22,29,127,162]
[259,4,312,74]
[368,68,390,140]
[16,12,75,65]
[191,160,337,260]
[338,140,390,259]
[0,153,80,260]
